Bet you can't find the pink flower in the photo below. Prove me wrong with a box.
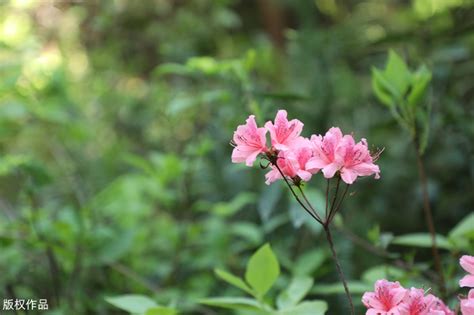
[399,288,435,315]
[398,288,454,315]
[460,255,474,288]
[336,135,381,184]
[231,115,268,167]
[307,128,381,184]
[428,296,454,315]
[264,110,304,151]
[306,127,344,178]
[461,289,474,315]
[362,279,407,315]
[265,138,316,185]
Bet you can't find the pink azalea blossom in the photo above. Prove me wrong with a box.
[461,289,474,315]
[307,128,381,184]
[362,279,407,315]
[265,138,316,185]
[306,127,344,178]
[264,109,304,151]
[460,255,474,288]
[398,288,454,315]
[336,135,381,184]
[428,296,454,315]
[231,115,268,167]
[399,288,435,315]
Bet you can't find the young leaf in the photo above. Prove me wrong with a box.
[384,50,411,97]
[278,301,328,315]
[245,243,280,298]
[105,295,157,314]
[277,276,314,310]
[416,104,431,154]
[371,68,395,107]
[407,65,432,107]
[215,268,254,295]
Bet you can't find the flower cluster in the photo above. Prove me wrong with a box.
[363,255,474,315]
[460,255,474,314]
[231,110,381,185]
[362,279,453,315]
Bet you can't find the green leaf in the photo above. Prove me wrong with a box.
[312,281,373,295]
[245,243,280,298]
[416,103,431,154]
[105,295,157,314]
[278,301,328,315]
[199,297,262,311]
[145,307,178,315]
[407,65,432,108]
[391,233,452,250]
[277,277,314,310]
[449,213,474,239]
[371,68,395,107]
[215,269,254,295]
[385,50,411,97]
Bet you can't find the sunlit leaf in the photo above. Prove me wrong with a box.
[105,295,157,313]
[245,244,280,298]
[215,269,254,295]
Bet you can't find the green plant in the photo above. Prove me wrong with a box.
[201,243,328,315]
[106,295,177,315]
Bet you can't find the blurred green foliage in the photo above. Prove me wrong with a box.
[0,0,473,314]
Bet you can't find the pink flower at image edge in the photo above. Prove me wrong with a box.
[461,289,474,315]
[460,255,474,288]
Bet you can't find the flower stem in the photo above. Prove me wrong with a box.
[273,164,323,224]
[327,177,341,222]
[323,224,355,315]
[414,146,446,298]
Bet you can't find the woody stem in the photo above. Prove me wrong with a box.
[323,224,355,315]
[414,144,446,298]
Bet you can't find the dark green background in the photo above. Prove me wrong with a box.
[0,0,472,314]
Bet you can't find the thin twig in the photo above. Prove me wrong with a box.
[273,164,323,224]
[325,179,330,220]
[328,184,349,224]
[323,225,355,315]
[296,185,323,222]
[327,177,341,223]
[414,145,446,298]
[334,225,438,283]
